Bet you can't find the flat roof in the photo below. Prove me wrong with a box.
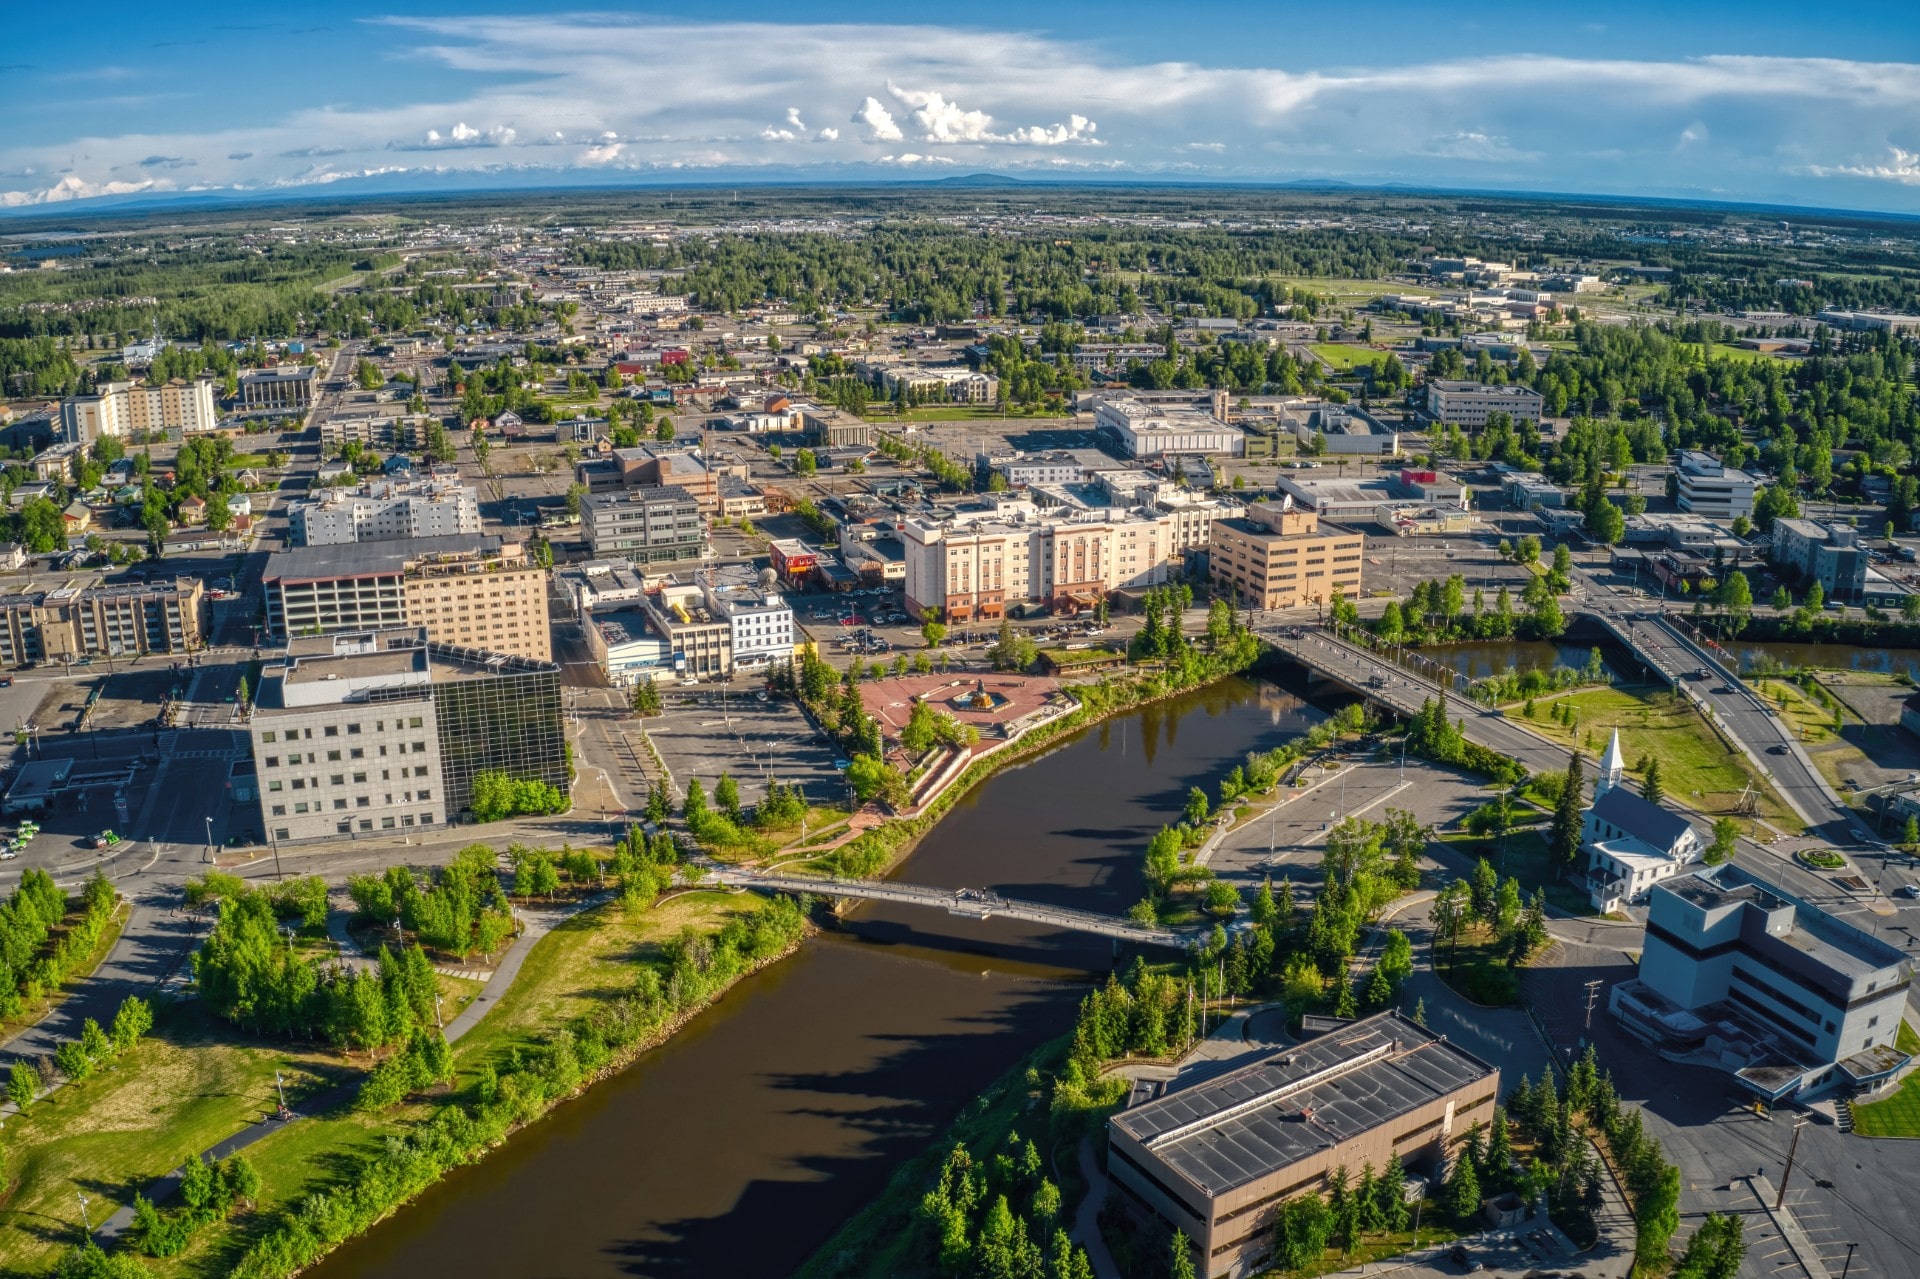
[1663,864,1910,981]
[1111,1012,1494,1198]
[264,534,501,582]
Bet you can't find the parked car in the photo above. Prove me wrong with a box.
[90,830,121,849]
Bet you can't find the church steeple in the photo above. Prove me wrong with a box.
[1596,729,1626,798]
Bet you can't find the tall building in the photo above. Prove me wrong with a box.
[263,536,551,661]
[1769,519,1867,603]
[249,628,566,842]
[581,485,707,565]
[1674,450,1757,519]
[1611,863,1914,1102]
[61,378,220,443]
[1208,501,1364,611]
[901,501,1174,622]
[0,577,206,666]
[1425,380,1544,427]
[239,366,317,412]
[289,479,482,546]
[1108,1012,1498,1279]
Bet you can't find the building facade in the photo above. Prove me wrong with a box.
[1108,1012,1497,1279]
[289,480,482,546]
[60,378,220,443]
[1674,450,1757,519]
[581,485,708,565]
[1583,731,1701,912]
[239,366,316,412]
[1208,503,1365,611]
[901,503,1175,622]
[0,577,206,666]
[1092,395,1245,458]
[1770,519,1868,603]
[1425,380,1544,427]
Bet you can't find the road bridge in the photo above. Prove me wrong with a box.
[709,866,1188,947]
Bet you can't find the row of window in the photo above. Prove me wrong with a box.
[268,764,431,792]
[272,788,431,816]
[261,716,425,744]
[264,742,429,768]
[270,813,436,841]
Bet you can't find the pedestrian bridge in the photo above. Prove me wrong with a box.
[709,867,1189,947]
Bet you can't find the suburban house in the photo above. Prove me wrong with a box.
[1584,730,1701,912]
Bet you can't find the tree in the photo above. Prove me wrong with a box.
[714,772,741,820]
[1706,817,1740,865]
[793,448,817,476]
[986,620,1035,672]
[112,994,153,1052]
[1641,756,1665,808]
[9,1059,39,1112]
[630,678,662,716]
[1168,1229,1197,1279]
[1551,752,1585,867]
[1447,1145,1483,1224]
[1431,881,1468,965]
[920,608,947,649]
[1184,786,1210,826]
[1469,857,1498,922]
[1717,570,1753,636]
[564,482,587,517]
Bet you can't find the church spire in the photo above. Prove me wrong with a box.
[1597,729,1626,797]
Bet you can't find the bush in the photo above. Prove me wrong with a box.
[469,771,568,822]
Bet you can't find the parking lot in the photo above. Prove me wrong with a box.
[641,690,847,809]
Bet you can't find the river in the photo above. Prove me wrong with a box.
[310,674,1319,1279]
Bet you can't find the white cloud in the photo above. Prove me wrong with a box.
[9,17,1920,209]
[0,174,163,206]
[877,153,954,166]
[854,96,902,142]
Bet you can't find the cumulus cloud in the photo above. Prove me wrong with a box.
[9,17,1920,209]
[854,95,903,142]
[0,174,163,207]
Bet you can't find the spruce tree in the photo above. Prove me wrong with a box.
[1641,756,1665,808]
[1551,751,1585,867]
[1447,1148,1483,1224]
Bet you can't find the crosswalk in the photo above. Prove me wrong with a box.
[435,966,491,982]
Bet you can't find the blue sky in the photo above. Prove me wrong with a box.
[7,1,1920,212]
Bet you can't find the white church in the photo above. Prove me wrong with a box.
[1583,730,1702,913]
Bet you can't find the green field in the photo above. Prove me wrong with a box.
[1848,1022,1920,1137]
[1310,343,1386,372]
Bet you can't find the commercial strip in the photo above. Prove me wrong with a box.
[248,627,566,843]
[1109,1011,1498,1279]
[263,535,552,662]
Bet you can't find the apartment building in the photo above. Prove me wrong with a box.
[263,535,551,661]
[320,414,418,453]
[239,366,317,412]
[977,450,1101,488]
[581,485,707,566]
[60,378,220,443]
[1208,503,1365,610]
[0,577,205,667]
[902,503,1174,622]
[1425,380,1545,427]
[702,577,795,668]
[1612,863,1914,1101]
[1674,450,1757,519]
[871,364,999,403]
[1109,1012,1497,1279]
[1770,519,1868,603]
[289,479,482,546]
[250,628,566,842]
[1092,395,1245,458]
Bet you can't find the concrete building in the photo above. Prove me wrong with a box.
[249,628,566,842]
[239,366,316,412]
[1425,380,1544,427]
[320,415,418,453]
[581,485,707,566]
[263,536,550,661]
[1208,502,1365,611]
[1108,1012,1498,1279]
[702,576,794,669]
[1770,519,1868,603]
[873,364,999,403]
[640,583,734,681]
[902,502,1175,622]
[1503,475,1567,511]
[978,450,1103,488]
[1674,450,1758,519]
[1814,310,1920,335]
[1285,402,1402,457]
[60,378,220,443]
[1092,395,1245,459]
[574,446,734,514]
[0,577,206,667]
[581,609,672,686]
[289,479,482,546]
[1611,863,1914,1102]
[1582,731,1702,912]
[557,560,650,618]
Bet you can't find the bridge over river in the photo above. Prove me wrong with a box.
[709,866,1190,947]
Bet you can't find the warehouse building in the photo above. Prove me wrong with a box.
[1108,1012,1498,1279]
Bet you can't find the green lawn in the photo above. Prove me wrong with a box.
[1433,922,1520,1006]
[1848,1023,1920,1138]
[1444,827,1596,916]
[1310,343,1384,372]
[1506,685,1799,829]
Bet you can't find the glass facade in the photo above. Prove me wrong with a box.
[428,662,567,816]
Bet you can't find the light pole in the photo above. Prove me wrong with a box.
[204,815,213,863]
[77,1192,90,1236]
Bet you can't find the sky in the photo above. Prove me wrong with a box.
[7,1,1920,215]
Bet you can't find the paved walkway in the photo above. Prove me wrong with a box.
[1073,1138,1122,1279]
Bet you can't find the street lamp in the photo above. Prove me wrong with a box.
[204,815,214,863]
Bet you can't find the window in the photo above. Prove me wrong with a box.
[353,771,367,783]
[291,778,305,790]
[347,723,362,735]
[421,813,435,825]
[271,804,287,816]
[286,753,302,765]
[294,802,310,814]
[356,796,371,808]
[330,774,344,785]
[333,798,347,810]
[381,817,396,829]
[350,748,365,759]
[327,750,342,762]
[274,827,290,841]
[417,789,431,802]
[268,780,282,792]
[337,822,353,835]
[261,731,277,743]
[324,725,339,737]
[409,716,423,728]
[359,820,373,832]
[413,742,428,754]
[264,756,280,769]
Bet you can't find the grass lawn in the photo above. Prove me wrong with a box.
[1848,1023,1920,1138]
[1310,343,1383,372]
[0,1003,346,1277]
[1505,685,1799,829]
[1442,827,1595,917]
[1433,922,1520,1006]
[1272,1220,1462,1279]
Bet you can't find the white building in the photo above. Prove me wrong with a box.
[702,578,794,668]
[288,480,482,547]
[902,500,1174,622]
[1425,380,1544,427]
[1582,731,1702,912]
[1090,395,1245,459]
[558,560,651,618]
[1674,450,1758,519]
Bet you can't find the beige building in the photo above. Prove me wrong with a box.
[0,577,206,666]
[61,378,220,443]
[1109,1013,1498,1279]
[1209,502,1364,610]
[902,502,1174,622]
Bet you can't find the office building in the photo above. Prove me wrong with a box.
[1208,502,1365,611]
[1769,519,1868,603]
[1582,731,1701,912]
[1092,395,1245,459]
[640,583,734,680]
[1285,402,1402,457]
[60,378,220,443]
[978,450,1104,489]
[289,479,482,547]
[581,485,707,566]
[320,414,418,453]
[1674,450,1758,519]
[1814,310,1920,335]
[702,576,794,669]
[263,536,550,661]
[250,628,566,842]
[1425,381,1544,427]
[902,501,1174,622]
[574,446,732,512]
[0,577,206,667]
[239,366,317,412]
[1108,1012,1497,1279]
[1611,863,1915,1101]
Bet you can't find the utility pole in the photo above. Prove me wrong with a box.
[77,1192,90,1235]
[1583,978,1604,1031]
[1776,1112,1810,1210]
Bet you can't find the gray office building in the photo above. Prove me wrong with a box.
[581,484,707,566]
